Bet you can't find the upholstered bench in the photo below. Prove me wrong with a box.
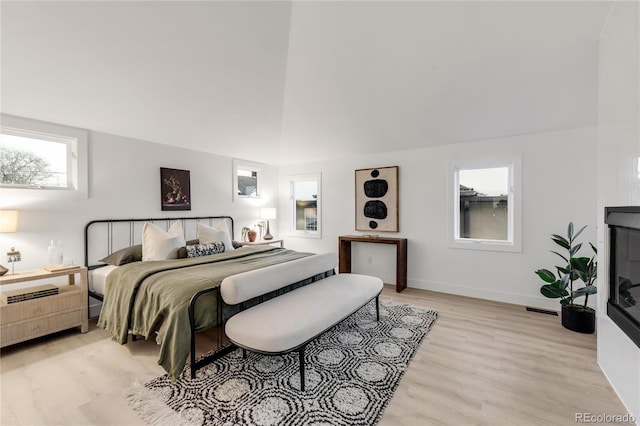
[220,253,383,391]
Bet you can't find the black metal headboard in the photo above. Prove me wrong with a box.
[84,216,234,268]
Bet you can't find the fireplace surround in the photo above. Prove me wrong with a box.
[605,206,640,348]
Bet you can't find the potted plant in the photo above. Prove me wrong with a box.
[534,223,597,333]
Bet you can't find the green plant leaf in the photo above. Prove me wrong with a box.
[573,224,587,241]
[567,223,574,239]
[590,242,597,254]
[575,269,588,282]
[552,235,570,250]
[540,284,569,299]
[551,251,568,263]
[574,285,597,296]
[535,269,556,283]
[569,243,583,257]
[560,298,571,306]
[571,257,590,272]
[554,279,569,290]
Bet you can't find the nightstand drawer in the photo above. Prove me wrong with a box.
[0,310,83,347]
[0,286,82,324]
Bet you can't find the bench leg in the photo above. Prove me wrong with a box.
[376,295,380,321]
[242,348,247,359]
[299,347,306,391]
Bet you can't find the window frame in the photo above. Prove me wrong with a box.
[289,172,322,239]
[448,155,522,252]
[232,158,262,201]
[0,114,88,200]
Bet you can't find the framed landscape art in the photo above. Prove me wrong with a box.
[355,166,398,232]
[160,167,191,211]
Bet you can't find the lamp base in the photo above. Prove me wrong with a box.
[263,221,273,240]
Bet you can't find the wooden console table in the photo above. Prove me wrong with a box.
[338,235,407,292]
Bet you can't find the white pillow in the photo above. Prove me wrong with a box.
[142,220,186,261]
[197,221,234,251]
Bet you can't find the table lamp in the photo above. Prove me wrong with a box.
[260,208,276,240]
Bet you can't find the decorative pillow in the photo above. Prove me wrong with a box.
[177,239,204,259]
[99,244,142,266]
[231,240,243,249]
[197,222,234,252]
[142,220,186,261]
[186,242,225,258]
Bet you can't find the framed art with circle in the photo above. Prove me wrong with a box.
[355,166,398,232]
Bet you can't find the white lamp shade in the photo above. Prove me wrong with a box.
[0,210,19,233]
[260,208,277,220]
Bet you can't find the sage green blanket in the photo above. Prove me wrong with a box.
[97,246,312,381]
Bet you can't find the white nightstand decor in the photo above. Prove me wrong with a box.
[0,210,19,276]
[6,247,21,275]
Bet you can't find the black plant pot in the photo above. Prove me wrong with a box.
[561,304,596,334]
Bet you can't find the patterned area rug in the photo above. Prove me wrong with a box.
[126,299,437,426]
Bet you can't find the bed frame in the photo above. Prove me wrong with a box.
[84,216,234,277]
[84,216,236,377]
[83,215,334,379]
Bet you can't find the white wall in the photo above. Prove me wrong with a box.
[0,128,279,274]
[279,126,597,311]
[596,2,640,422]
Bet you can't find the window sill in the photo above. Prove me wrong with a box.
[449,238,522,253]
[0,186,87,200]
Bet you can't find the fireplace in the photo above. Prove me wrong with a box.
[606,206,640,348]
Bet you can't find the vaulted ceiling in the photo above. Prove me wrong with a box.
[1,1,613,165]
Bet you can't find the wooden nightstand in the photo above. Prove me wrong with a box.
[241,239,284,248]
[0,266,89,348]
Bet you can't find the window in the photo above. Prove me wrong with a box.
[289,173,321,238]
[233,159,261,200]
[449,156,522,252]
[1,132,70,189]
[0,114,88,199]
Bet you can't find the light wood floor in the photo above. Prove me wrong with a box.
[0,286,630,425]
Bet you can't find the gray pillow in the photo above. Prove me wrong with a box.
[99,244,142,266]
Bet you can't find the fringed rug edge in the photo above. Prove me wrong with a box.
[124,380,197,426]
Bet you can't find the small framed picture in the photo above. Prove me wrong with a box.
[160,167,191,211]
[355,166,398,232]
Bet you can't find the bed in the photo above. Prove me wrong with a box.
[84,216,333,381]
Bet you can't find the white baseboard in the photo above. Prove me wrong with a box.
[407,277,568,312]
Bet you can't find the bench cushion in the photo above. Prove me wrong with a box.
[225,274,383,353]
[220,252,337,305]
